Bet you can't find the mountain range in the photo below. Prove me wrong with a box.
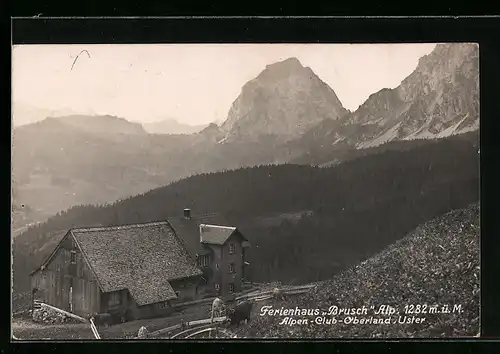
[142,118,208,135]
[11,43,479,231]
[285,43,479,164]
[11,103,96,127]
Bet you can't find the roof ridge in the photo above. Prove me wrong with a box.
[165,220,199,265]
[200,224,236,230]
[72,220,170,232]
[166,213,222,221]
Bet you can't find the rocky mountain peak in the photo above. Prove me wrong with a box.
[220,57,348,143]
[262,57,304,74]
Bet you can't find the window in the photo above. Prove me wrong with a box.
[215,284,220,290]
[228,263,235,273]
[198,255,210,267]
[229,283,235,293]
[69,287,73,312]
[158,301,168,309]
[229,243,235,254]
[70,251,76,264]
[216,263,219,269]
[108,292,121,306]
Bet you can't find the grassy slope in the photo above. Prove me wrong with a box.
[12,320,95,340]
[241,203,480,338]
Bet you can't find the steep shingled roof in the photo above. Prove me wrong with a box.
[166,214,233,258]
[199,224,237,245]
[70,221,202,306]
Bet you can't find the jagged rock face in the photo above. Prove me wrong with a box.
[220,57,348,143]
[394,43,479,139]
[357,43,479,147]
[297,43,479,151]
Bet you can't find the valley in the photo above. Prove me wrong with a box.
[11,43,480,339]
[12,44,478,230]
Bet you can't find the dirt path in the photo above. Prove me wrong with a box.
[11,285,309,340]
[99,302,214,339]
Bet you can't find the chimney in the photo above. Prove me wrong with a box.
[184,208,191,219]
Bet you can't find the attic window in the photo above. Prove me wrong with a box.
[70,251,76,264]
[229,243,235,254]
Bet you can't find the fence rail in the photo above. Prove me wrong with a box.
[140,284,315,339]
[170,322,218,339]
[137,316,227,339]
[89,319,101,339]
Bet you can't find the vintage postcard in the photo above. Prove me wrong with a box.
[11,41,479,340]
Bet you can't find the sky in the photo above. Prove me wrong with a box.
[12,43,437,126]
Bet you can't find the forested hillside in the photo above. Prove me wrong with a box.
[243,203,480,338]
[13,132,479,295]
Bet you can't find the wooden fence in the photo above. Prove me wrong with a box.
[141,284,315,339]
[136,316,227,339]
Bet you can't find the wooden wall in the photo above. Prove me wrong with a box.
[170,277,199,303]
[100,289,129,315]
[30,234,101,317]
[127,296,173,320]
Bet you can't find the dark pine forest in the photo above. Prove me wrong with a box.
[13,132,479,295]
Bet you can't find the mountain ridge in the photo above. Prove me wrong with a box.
[142,118,208,135]
[287,43,479,159]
